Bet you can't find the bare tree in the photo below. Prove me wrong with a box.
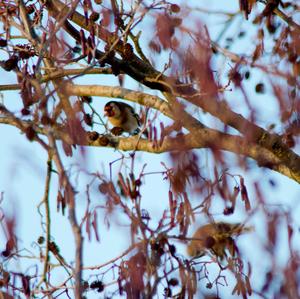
[0,0,299,298]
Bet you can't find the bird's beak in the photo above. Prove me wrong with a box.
[104,107,110,117]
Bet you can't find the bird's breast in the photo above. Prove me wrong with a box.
[108,116,123,127]
[108,113,139,133]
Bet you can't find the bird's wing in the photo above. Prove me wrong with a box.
[122,103,141,126]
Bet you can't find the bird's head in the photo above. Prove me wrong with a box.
[104,101,121,118]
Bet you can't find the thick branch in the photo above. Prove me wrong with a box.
[65,83,208,132]
[64,83,172,117]
[1,115,299,183]
[65,84,300,179]
[0,68,113,91]
[86,132,300,184]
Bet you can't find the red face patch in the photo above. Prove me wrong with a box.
[104,105,114,117]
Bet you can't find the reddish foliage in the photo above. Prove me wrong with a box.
[0,1,299,298]
[119,252,146,297]
[156,14,175,49]
[240,177,251,212]
[239,0,256,19]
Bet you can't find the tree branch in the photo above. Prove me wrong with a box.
[64,83,300,182]
[1,115,299,183]
[64,83,172,117]
[48,134,83,299]
[0,68,114,91]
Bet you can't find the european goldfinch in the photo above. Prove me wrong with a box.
[187,222,253,260]
[104,101,141,136]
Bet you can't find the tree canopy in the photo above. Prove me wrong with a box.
[0,0,299,298]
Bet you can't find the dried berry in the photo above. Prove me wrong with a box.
[7,6,17,16]
[169,244,176,255]
[99,182,109,194]
[2,250,10,257]
[26,4,35,14]
[206,282,213,289]
[223,206,234,215]
[90,12,100,22]
[168,278,179,287]
[25,126,36,141]
[244,70,250,79]
[0,55,18,71]
[0,38,7,47]
[90,280,104,292]
[16,44,35,60]
[135,179,142,187]
[37,236,45,244]
[238,31,246,38]
[255,83,265,93]
[170,4,180,13]
[21,108,30,116]
[229,68,242,86]
[84,113,93,126]
[41,114,52,125]
[98,135,110,146]
[212,46,218,54]
[114,17,124,27]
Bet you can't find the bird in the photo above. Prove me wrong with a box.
[186,222,253,260]
[104,101,143,136]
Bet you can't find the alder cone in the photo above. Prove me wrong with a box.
[89,12,99,22]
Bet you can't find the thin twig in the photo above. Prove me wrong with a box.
[39,159,53,286]
[83,243,139,270]
[48,134,83,299]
